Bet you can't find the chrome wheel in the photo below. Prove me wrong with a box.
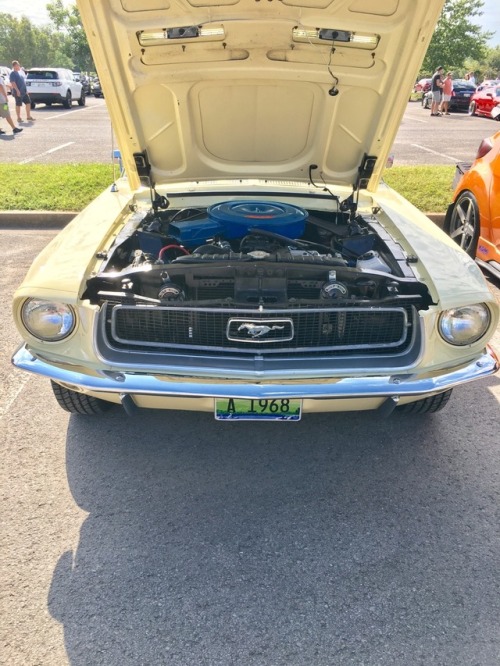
[448,192,480,258]
[468,101,476,116]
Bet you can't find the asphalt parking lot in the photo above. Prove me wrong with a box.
[1,95,499,167]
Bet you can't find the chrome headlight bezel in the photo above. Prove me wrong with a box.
[20,298,76,342]
[439,303,491,346]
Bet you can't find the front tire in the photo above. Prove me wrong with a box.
[78,90,86,106]
[445,191,481,258]
[468,101,476,116]
[63,91,72,109]
[397,390,453,414]
[51,381,113,415]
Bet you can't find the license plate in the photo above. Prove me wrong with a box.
[215,398,302,421]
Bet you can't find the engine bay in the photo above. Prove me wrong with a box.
[84,200,432,309]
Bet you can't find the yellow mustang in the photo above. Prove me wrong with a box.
[12,0,499,420]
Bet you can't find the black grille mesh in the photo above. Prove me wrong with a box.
[105,304,413,355]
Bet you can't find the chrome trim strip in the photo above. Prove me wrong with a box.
[12,345,498,400]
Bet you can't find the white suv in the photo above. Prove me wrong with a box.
[25,68,84,109]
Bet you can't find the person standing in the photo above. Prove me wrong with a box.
[430,66,444,116]
[440,71,453,115]
[0,74,23,135]
[469,71,476,86]
[9,60,35,122]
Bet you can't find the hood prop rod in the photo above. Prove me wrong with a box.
[341,153,378,223]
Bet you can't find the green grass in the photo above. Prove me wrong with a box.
[0,163,455,213]
[0,164,115,211]
[382,165,455,213]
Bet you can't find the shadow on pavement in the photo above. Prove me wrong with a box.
[48,376,500,665]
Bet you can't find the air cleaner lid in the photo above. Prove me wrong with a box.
[207,200,308,239]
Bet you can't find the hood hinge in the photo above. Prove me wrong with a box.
[133,150,169,212]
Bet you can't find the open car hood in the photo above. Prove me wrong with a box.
[77,0,444,192]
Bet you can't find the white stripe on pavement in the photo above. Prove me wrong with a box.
[0,373,30,420]
[411,144,459,162]
[42,106,92,120]
[19,142,75,164]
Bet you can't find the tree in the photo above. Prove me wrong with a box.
[0,13,66,68]
[484,46,500,76]
[47,1,94,72]
[421,0,493,74]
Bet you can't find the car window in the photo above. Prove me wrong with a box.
[27,70,58,80]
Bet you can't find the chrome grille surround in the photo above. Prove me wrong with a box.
[104,303,413,355]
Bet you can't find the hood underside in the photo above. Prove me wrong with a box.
[77,0,444,190]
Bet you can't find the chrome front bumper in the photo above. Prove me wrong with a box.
[12,344,499,400]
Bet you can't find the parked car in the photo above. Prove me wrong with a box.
[25,68,85,108]
[91,77,104,97]
[0,66,12,92]
[12,0,499,419]
[73,72,91,96]
[445,130,500,280]
[475,79,500,92]
[468,85,500,120]
[421,79,476,112]
[412,77,432,98]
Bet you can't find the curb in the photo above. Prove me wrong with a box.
[427,213,445,229]
[0,211,78,229]
[0,211,447,230]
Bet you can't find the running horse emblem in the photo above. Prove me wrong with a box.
[238,323,285,338]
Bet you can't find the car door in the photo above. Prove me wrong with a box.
[66,69,82,98]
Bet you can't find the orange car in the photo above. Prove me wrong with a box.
[445,130,500,280]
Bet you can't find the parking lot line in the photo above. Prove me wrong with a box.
[19,142,75,164]
[0,371,30,419]
[42,106,92,120]
[411,143,459,162]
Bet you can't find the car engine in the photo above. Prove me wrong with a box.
[84,199,431,309]
[84,199,433,362]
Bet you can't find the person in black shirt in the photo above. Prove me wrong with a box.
[430,66,444,116]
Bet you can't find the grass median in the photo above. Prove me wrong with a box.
[0,163,455,214]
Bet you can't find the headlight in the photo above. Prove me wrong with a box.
[439,304,491,346]
[21,299,75,341]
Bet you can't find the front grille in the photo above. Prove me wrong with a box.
[103,303,414,356]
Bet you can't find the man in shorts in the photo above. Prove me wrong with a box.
[0,74,23,135]
[9,60,35,123]
[430,66,444,116]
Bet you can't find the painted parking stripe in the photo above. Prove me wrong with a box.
[411,143,459,162]
[0,372,30,419]
[19,142,75,164]
[42,106,92,120]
